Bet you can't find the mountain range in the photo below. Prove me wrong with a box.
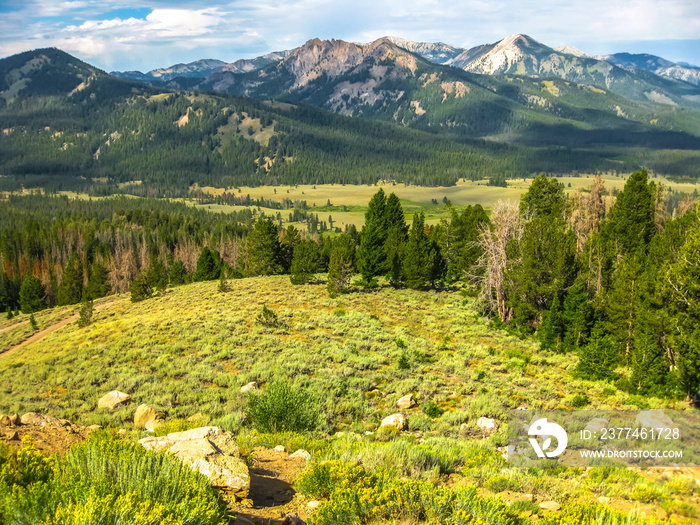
[2,34,700,196]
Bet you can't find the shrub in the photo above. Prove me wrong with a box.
[484,474,520,493]
[0,433,227,525]
[397,350,411,370]
[423,402,443,419]
[77,298,93,328]
[130,271,153,303]
[571,393,590,408]
[29,314,38,331]
[245,381,321,433]
[256,304,282,328]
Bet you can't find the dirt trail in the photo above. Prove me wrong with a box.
[0,320,28,335]
[0,299,120,360]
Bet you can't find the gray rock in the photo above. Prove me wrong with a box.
[144,418,165,432]
[635,410,678,432]
[240,382,258,393]
[380,413,406,430]
[97,391,131,410]
[134,404,160,428]
[585,418,609,434]
[477,417,498,435]
[21,412,45,425]
[139,426,250,498]
[396,394,415,410]
[289,449,311,461]
[539,501,561,512]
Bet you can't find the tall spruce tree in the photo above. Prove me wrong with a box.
[19,274,46,314]
[574,321,619,381]
[290,240,321,285]
[193,247,220,281]
[538,293,564,352]
[86,262,111,300]
[561,280,593,352]
[57,254,84,306]
[357,189,388,287]
[327,234,356,297]
[384,193,408,286]
[402,212,432,290]
[247,218,282,276]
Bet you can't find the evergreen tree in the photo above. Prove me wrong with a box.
[86,262,111,300]
[29,314,38,331]
[246,218,282,276]
[629,322,668,395]
[290,240,321,285]
[169,260,188,285]
[538,294,564,352]
[19,274,46,314]
[193,247,220,282]
[130,271,153,302]
[604,169,655,256]
[280,225,302,273]
[561,280,593,352]
[574,321,619,381]
[78,298,94,328]
[519,174,565,218]
[148,257,169,290]
[327,234,356,297]
[218,270,229,293]
[402,212,432,290]
[357,189,388,287]
[384,193,408,286]
[57,254,84,306]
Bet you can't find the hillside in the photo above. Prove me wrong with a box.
[1,276,697,524]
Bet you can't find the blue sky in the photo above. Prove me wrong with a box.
[1,0,699,72]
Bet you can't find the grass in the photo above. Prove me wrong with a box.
[1,275,697,523]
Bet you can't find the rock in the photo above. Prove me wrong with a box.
[6,431,19,441]
[477,417,498,435]
[134,404,159,428]
[307,500,320,510]
[145,419,165,432]
[57,419,71,427]
[9,414,20,426]
[539,501,561,512]
[523,493,534,502]
[598,496,610,504]
[517,406,528,411]
[240,382,258,393]
[396,394,415,410]
[289,449,311,461]
[21,412,46,425]
[87,425,102,432]
[0,415,10,426]
[459,423,469,436]
[97,391,131,410]
[139,426,250,498]
[118,429,127,435]
[187,413,203,422]
[585,418,609,434]
[380,413,406,430]
[274,445,286,452]
[282,514,304,525]
[635,410,678,432]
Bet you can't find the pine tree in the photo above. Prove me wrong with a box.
[574,321,619,381]
[218,269,229,293]
[384,193,408,287]
[519,174,565,218]
[193,247,220,281]
[357,189,388,287]
[604,169,655,256]
[280,225,302,273]
[246,218,282,276]
[290,240,321,285]
[86,262,111,300]
[130,271,153,303]
[78,298,94,328]
[327,234,356,297]
[19,274,46,314]
[561,280,593,352]
[538,294,564,352]
[169,260,188,285]
[402,212,432,290]
[29,314,38,331]
[629,322,668,395]
[57,254,84,306]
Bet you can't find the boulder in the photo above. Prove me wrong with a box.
[274,445,286,452]
[585,418,609,434]
[97,391,131,410]
[134,404,159,428]
[289,449,311,461]
[6,431,19,441]
[635,410,678,432]
[139,426,250,498]
[307,500,320,510]
[9,414,20,426]
[87,425,102,432]
[145,418,165,432]
[539,501,561,512]
[396,394,415,410]
[21,412,46,425]
[477,417,498,435]
[0,415,9,426]
[187,413,204,422]
[240,382,258,393]
[380,413,406,430]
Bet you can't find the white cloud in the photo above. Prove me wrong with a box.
[1,0,699,70]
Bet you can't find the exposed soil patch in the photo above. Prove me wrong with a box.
[228,447,312,525]
[0,414,95,455]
